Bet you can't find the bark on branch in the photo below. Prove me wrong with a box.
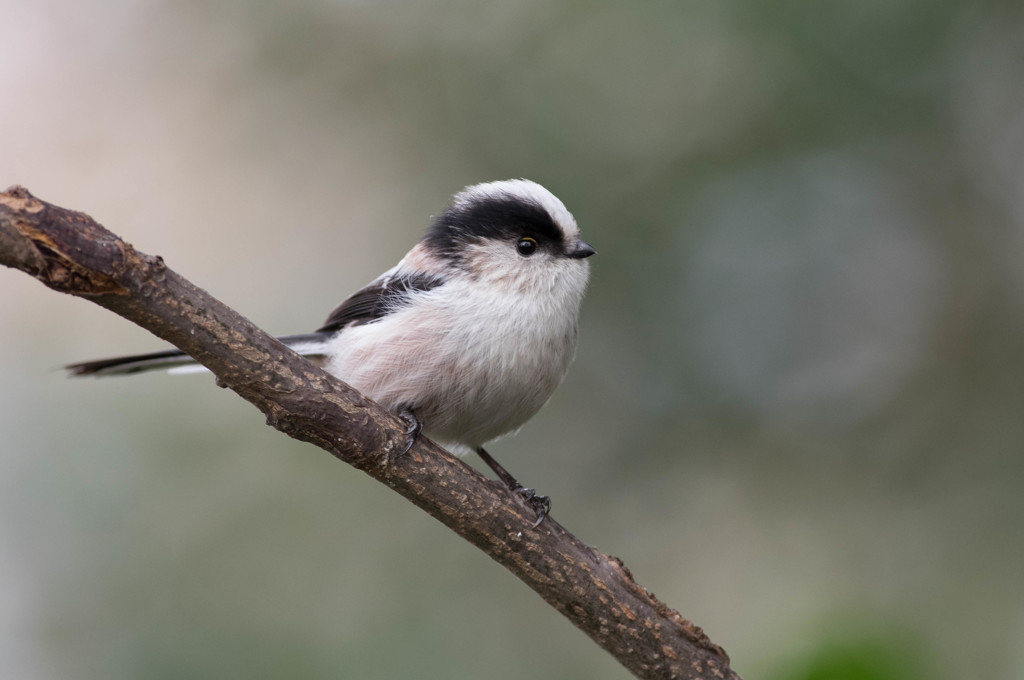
[0,185,740,680]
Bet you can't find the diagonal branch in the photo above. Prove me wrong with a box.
[0,185,740,680]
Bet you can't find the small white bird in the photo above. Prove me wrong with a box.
[68,179,595,525]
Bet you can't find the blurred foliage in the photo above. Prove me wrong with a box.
[770,622,933,680]
[3,0,1024,679]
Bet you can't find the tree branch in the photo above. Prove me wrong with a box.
[0,185,740,680]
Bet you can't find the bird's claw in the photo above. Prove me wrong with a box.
[513,486,552,528]
[474,447,552,529]
[398,408,422,457]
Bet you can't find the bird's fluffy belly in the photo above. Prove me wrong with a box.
[324,295,577,451]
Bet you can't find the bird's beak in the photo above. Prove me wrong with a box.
[567,240,597,259]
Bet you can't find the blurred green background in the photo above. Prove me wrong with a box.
[2,1,1023,678]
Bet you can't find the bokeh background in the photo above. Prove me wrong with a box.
[2,1,1023,678]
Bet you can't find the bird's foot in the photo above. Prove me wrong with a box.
[397,407,422,457]
[475,447,552,528]
[512,486,552,528]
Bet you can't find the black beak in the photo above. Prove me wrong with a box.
[567,240,597,259]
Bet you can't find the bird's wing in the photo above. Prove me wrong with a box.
[316,269,445,334]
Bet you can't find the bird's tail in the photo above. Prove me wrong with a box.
[65,333,332,377]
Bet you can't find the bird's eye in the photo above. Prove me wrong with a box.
[516,237,538,256]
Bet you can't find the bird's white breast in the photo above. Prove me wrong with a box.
[323,268,586,454]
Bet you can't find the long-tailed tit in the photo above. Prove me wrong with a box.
[67,179,595,526]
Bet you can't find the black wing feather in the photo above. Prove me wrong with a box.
[66,347,191,376]
[67,273,445,376]
[66,333,333,377]
[316,272,445,334]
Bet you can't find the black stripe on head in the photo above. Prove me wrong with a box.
[424,194,564,262]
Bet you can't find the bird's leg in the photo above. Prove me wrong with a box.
[397,406,423,457]
[475,447,551,528]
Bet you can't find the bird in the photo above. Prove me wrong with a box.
[66,179,595,526]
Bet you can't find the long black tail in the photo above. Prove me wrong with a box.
[66,333,332,377]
